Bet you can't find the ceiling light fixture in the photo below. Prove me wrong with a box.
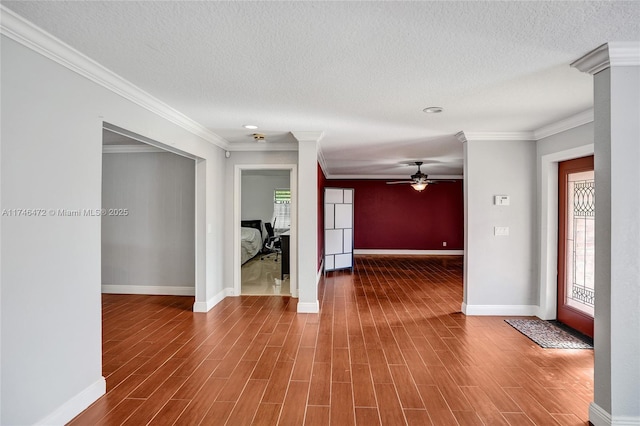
[243,124,258,129]
[411,182,428,192]
[422,107,443,113]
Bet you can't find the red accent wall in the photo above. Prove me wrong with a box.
[317,163,327,270]
[325,179,463,250]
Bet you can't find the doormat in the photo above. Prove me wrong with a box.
[505,319,593,349]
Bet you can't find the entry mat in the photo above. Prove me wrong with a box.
[505,319,593,349]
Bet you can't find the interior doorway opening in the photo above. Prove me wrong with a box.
[101,123,205,307]
[240,170,291,295]
[234,164,298,298]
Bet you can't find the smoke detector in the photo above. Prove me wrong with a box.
[252,133,266,142]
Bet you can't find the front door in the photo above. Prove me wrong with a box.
[557,156,595,337]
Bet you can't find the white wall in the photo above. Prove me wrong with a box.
[462,138,537,315]
[102,152,195,295]
[0,34,226,425]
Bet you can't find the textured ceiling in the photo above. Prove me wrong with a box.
[4,1,639,177]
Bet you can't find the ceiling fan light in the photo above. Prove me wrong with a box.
[411,183,427,191]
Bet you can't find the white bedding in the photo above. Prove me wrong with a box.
[241,227,263,264]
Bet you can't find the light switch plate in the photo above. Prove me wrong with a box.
[494,195,510,206]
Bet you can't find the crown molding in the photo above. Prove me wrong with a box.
[317,146,329,178]
[291,131,325,143]
[455,131,468,143]
[0,5,229,150]
[457,131,535,142]
[571,42,640,75]
[227,142,298,152]
[102,145,167,154]
[326,174,463,180]
[571,43,610,74]
[608,41,640,66]
[534,109,594,140]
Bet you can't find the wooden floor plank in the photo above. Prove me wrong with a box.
[68,255,594,426]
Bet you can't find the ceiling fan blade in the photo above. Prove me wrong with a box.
[386,181,413,185]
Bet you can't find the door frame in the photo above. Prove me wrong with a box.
[233,163,298,297]
[538,144,594,320]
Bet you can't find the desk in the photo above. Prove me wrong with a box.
[280,231,290,279]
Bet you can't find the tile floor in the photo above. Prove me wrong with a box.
[242,255,290,296]
[69,255,593,425]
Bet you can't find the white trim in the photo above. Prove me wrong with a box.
[227,142,297,152]
[35,377,106,426]
[538,144,594,320]
[297,301,320,314]
[355,249,464,256]
[101,285,195,296]
[0,5,228,149]
[572,42,640,75]
[193,288,230,313]
[608,41,640,67]
[291,131,325,143]
[589,402,640,426]
[460,131,535,141]
[590,403,612,426]
[102,145,167,154]
[461,303,538,316]
[534,109,594,140]
[317,146,329,178]
[571,43,611,75]
[233,164,298,299]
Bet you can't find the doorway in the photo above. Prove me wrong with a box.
[102,123,206,308]
[234,164,298,298]
[557,155,594,337]
[240,169,291,295]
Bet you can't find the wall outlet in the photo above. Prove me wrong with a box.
[442,241,447,247]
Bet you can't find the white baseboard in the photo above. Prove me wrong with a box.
[354,249,464,255]
[590,403,613,426]
[36,377,106,426]
[193,288,229,313]
[101,284,195,296]
[590,402,640,426]
[461,302,538,316]
[297,301,320,314]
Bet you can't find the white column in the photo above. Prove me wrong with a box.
[292,131,323,313]
[572,42,640,426]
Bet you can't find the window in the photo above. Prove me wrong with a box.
[273,189,290,231]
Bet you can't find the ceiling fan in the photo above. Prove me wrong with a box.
[386,161,453,192]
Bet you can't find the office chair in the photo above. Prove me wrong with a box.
[261,222,281,261]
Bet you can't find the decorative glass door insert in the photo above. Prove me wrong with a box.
[558,156,594,337]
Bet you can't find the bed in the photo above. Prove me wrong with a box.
[241,220,264,264]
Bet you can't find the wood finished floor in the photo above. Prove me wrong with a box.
[69,256,594,425]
